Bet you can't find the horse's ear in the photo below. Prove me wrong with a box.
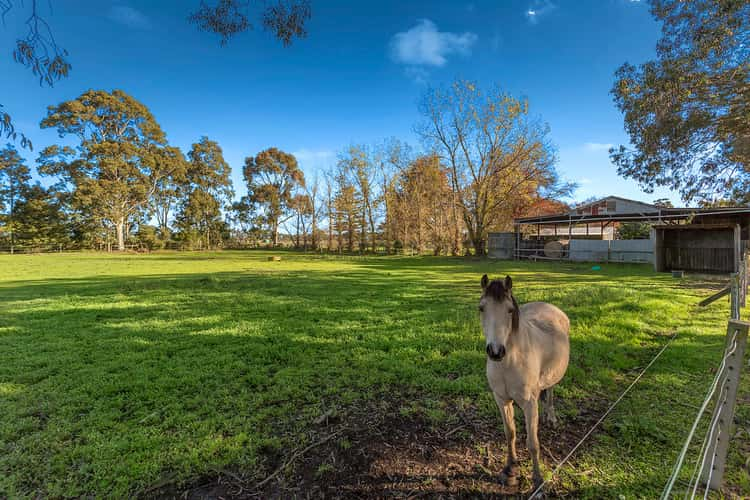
[504,275,512,291]
[481,274,489,290]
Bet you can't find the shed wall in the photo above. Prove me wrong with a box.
[488,232,515,259]
[569,239,653,263]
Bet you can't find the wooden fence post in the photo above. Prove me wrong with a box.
[701,319,750,490]
[742,257,747,308]
[730,273,740,321]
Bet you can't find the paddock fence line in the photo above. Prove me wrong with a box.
[527,332,679,500]
[532,266,748,500]
[660,257,748,498]
[660,320,749,499]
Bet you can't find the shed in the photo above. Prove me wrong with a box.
[507,195,750,269]
[653,224,743,274]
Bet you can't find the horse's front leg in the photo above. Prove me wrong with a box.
[521,397,543,488]
[492,392,518,485]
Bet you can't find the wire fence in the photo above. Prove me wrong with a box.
[660,331,740,499]
[661,259,748,499]
[530,262,748,500]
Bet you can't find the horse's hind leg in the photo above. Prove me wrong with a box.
[493,393,518,486]
[540,387,558,428]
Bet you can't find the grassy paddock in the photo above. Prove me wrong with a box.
[1,251,747,497]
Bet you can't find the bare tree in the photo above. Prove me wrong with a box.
[305,174,325,250]
[338,145,380,252]
[417,79,561,255]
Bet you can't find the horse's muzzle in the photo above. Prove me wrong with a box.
[486,343,506,362]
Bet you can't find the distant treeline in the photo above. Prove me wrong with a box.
[1,81,573,254]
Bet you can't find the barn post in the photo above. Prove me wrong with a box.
[701,319,750,490]
[515,223,521,260]
[652,227,664,272]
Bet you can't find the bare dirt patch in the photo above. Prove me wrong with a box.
[148,393,610,499]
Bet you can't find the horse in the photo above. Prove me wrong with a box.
[478,274,570,489]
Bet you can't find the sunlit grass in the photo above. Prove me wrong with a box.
[0,251,746,497]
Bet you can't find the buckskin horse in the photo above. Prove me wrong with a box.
[478,274,570,489]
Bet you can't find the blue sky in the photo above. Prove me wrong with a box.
[1,0,681,205]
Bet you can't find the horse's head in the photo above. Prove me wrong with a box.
[479,274,519,362]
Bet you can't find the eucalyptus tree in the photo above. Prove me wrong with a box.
[243,148,305,246]
[0,144,32,252]
[176,137,234,249]
[38,89,182,251]
[611,0,750,204]
[151,146,189,240]
[417,79,561,255]
[11,184,70,250]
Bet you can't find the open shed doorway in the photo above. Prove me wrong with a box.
[652,224,742,274]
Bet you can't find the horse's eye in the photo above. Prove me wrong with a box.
[478,305,484,312]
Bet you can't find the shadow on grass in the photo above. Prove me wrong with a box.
[0,265,732,497]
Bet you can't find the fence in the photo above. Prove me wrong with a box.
[505,238,654,263]
[662,259,748,498]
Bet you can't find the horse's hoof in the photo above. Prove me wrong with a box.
[532,473,544,490]
[499,464,519,486]
[499,472,518,487]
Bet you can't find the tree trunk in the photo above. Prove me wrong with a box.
[116,219,125,251]
[311,210,317,250]
[383,190,392,254]
[367,203,376,253]
[295,213,301,248]
[360,214,366,253]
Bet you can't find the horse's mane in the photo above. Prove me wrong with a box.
[484,280,510,301]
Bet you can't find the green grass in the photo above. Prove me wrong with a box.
[0,251,747,497]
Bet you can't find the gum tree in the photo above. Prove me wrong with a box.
[243,147,305,246]
[38,89,181,251]
[0,144,32,252]
[611,0,749,204]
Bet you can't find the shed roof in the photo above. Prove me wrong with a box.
[515,205,750,225]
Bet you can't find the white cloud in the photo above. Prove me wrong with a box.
[578,178,593,185]
[583,142,614,152]
[108,5,151,30]
[525,1,556,24]
[389,19,478,67]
